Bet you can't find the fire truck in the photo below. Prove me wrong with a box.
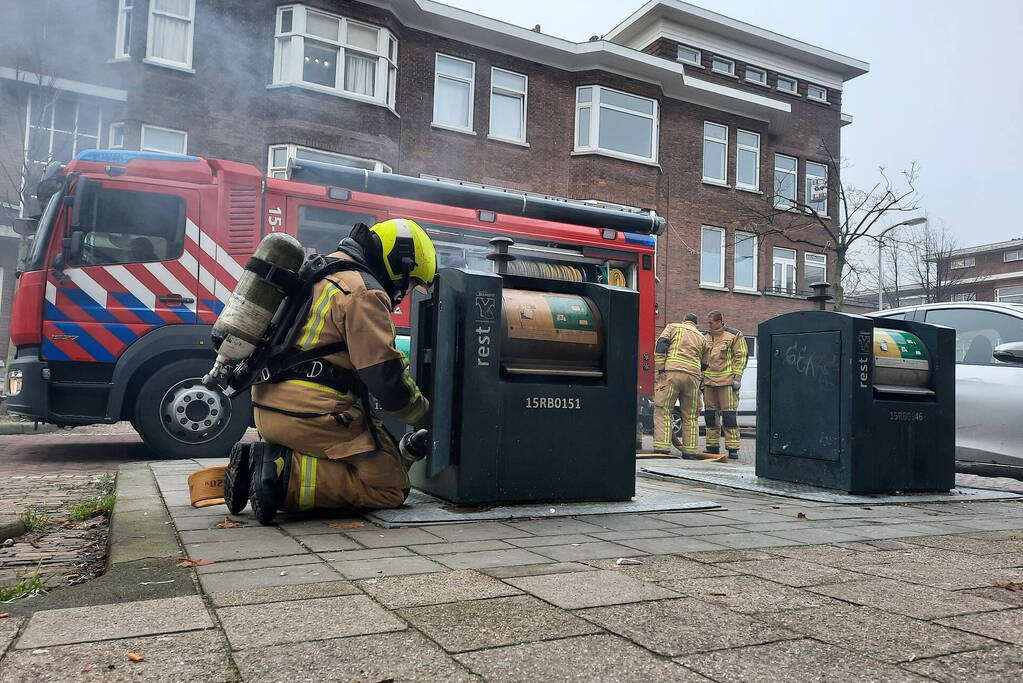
[6,150,662,458]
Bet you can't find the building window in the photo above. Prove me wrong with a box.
[1004,249,1023,262]
[434,54,475,132]
[744,335,757,358]
[146,0,195,70]
[997,285,1023,304]
[807,84,828,102]
[677,45,701,66]
[772,247,797,295]
[711,57,734,75]
[804,252,827,287]
[273,5,398,109]
[735,130,760,191]
[574,86,658,163]
[267,144,390,179]
[109,122,125,149]
[115,0,133,59]
[734,231,757,291]
[952,292,977,302]
[950,256,976,269]
[774,154,797,209]
[702,122,727,184]
[489,68,527,143]
[777,76,797,94]
[805,161,828,215]
[26,95,101,177]
[141,124,187,154]
[745,66,767,85]
[701,226,725,286]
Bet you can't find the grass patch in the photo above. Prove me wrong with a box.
[0,570,48,601]
[18,508,52,533]
[68,493,115,522]
[93,473,115,495]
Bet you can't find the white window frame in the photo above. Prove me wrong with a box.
[773,154,797,209]
[711,57,734,75]
[807,84,828,102]
[733,231,758,292]
[777,75,798,94]
[140,124,187,154]
[700,226,726,287]
[109,122,125,149]
[951,292,977,302]
[745,66,767,85]
[804,252,828,287]
[433,53,476,133]
[805,160,828,216]
[25,94,103,169]
[702,121,728,184]
[145,0,195,71]
[735,130,760,191]
[266,144,390,179]
[950,256,976,269]
[676,45,701,66]
[272,4,398,110]
[114,0,133,59]
[488,67,527,145]
[996,285,1023,304]
[573,85,659,165]
[1004,249,1023,262]
[772,247,797,295]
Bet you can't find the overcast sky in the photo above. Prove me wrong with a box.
[449,0,1022,248]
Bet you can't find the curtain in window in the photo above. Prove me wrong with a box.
[344,53,376,96]
[436,78,470,128]
[151,14,190,64]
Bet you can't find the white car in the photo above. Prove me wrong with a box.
[868,302,1023,477]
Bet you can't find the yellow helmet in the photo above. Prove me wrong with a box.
[369,218,437,289]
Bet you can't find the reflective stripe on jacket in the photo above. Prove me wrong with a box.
[654,320,706,377]
[702,327,748,386]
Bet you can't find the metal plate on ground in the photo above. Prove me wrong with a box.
[366,483,721,527]
[639,462,1023,504]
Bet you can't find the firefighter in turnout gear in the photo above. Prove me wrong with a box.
[652,314,707,457]
[701,310,748,459]
[229,219,436,525]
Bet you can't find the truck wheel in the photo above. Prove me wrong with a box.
[133,358,251,459]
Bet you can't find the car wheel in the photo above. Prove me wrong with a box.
[132,358,251,459]
[672,407,683,436]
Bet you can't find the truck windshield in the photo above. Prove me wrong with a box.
[19,186,63,273]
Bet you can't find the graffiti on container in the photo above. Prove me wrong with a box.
[784,342,838,389]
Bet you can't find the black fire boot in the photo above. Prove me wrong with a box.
[224,442,254,515]
[727,450,740,460]
[705,446,720,455]
[248,442,292,526]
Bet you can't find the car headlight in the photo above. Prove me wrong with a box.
[7,369,23,396]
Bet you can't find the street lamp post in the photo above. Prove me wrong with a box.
[875,216,927,310]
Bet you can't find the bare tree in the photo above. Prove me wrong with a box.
[733,140,922,310]
[901,221,969,303]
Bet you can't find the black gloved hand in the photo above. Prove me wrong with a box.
[399,429,430,465]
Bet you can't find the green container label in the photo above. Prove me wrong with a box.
[542,295,594,331]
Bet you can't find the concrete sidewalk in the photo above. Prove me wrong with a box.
[1,459,1022,681]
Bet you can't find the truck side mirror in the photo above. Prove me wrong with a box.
[993,341,1023,364]
[12,217,38,236]
[71,176,98,232]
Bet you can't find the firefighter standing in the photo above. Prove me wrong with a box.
[701,310,748,459]
[652,314,706,457]
[226,219,436,524]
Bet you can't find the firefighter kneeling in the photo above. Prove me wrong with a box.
[226,219,436,525]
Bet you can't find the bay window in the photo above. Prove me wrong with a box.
[574,86,658,163]
[267,144,390,179]
[146,0,195,70]
[489,68,527,143]
[273,5,398,109]
[772,247,796,295]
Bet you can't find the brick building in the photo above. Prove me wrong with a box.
[0,0,869,360]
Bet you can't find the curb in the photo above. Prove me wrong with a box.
[0,422,60,435]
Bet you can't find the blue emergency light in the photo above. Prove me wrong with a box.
[75,149,200,164]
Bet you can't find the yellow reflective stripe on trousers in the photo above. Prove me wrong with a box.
[688,382,699,451]
[657,381,678,448]
[298,454,318,510]
[299,284,340,349]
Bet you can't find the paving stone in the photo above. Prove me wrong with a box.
[506,568,679,609]
[902,645,1023,682]
[480,562,597,579]
[209,580,360,607]
[670,525,748,537]
[961,586,1023,608]
[579,597,796,656]
[233,631,475,682]
[432,548,551,570]
[199,562,343,593]
[681,532,794,550]
[183,535,306,562]
[810,578,1010,619]
[681,549,776,563]
[649,512,743,527]
[937,608,1023,645]
[767,528,870,544]
[677,637,925,682]
[292,533,363,552]
[416,521,530,542]
[0,616,24,655]
[408,539,515,555]
[584,554,736,583]
[17,596,213,649]
[504,518,609,536]
[764,544,900,567]
[588,528,679,542]
[456,633,709,682]
[401,595,600,652]
[532,541,646,562]
[905,534,1023,555]
[330,555,446,579]
[194,554,316,574]
[275,516,366,535]
[343,527,447,548]
[616,535,726,554]
[851,561,1023,590]
[357,569,521,608]
[177,525,286,545]
[708,509,800,524]
[217,595,405,649]
[319,547,414,563]
[981,553,1023,568]
[965,530,1023,541]
[659,575,846,614]
[0,630,236,682]
[172,514,248,531]
[581,513,680,531]
[717,558,865,587]
[506,534,598,548]
[763,604,997,663]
